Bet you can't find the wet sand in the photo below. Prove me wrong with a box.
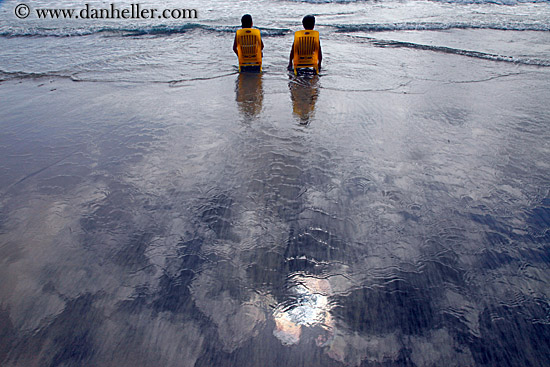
[1,47,550,365]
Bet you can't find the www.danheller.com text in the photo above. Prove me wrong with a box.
[16,3,198,20]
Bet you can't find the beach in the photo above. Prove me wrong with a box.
[1,0,550,365]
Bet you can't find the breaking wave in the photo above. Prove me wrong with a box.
[334,22,550,33]
[288,0,549,4]
[0,24,290,38]
[0,69,72,82]
[0,69,238,84]
[357,36,550,67]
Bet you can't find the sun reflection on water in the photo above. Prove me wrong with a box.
[273,274,334,346]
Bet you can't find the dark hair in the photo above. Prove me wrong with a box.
[302,15,315,30]
[241,14,253,28]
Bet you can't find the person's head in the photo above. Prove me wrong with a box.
[302,15,315,30]
[241,14,253,28]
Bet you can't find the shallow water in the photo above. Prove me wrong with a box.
[1,0,550,366]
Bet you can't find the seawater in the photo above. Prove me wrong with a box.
[0,0,550,366]
[1,0,550,81]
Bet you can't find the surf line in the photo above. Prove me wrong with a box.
[350,35,550,67]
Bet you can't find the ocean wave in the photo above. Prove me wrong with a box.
[286,0,549,4]
[0,69,238,84]
[334,22,550,33]
[429,0,549,4]
[0,69,73,82]
[0,24,289,38]
[359,36,550,67]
